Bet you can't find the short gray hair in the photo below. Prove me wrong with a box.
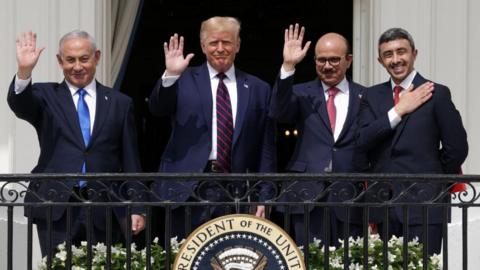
[378,27,415,52]
[58,30,97,56]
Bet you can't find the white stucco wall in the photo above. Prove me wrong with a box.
[0,0,479,269]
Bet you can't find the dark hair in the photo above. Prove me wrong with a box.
[378,27,415,51]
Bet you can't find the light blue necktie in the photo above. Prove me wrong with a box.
[77,88,90,187]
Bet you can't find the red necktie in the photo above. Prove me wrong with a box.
[214,73,233,172]
[393,85,403,105]
[327,87,339,132]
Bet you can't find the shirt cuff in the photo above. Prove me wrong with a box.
[14,75,32,94]
[388,108,402,128]
[161,71,180,87]
[280,66,295,80]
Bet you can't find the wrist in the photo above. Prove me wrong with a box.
[17,69,32,80]
[282,63,296,72]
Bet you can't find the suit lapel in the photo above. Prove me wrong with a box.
[232,69,250,147]
[391,73,427,147]
[194,64,213,134]
[56,81,84,147]
[306,79,332,133]
[89,82,111,147]
[336,81,360,143]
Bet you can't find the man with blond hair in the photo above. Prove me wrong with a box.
[149,17,275,239]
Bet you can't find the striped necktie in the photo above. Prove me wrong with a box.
[214,73,233,172]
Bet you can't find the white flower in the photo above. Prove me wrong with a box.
[153,237,159,244]
[55,250,67,261]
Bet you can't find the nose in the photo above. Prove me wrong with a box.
[217,42,225,52]
[73,60,83,71]
[392,53,400,64]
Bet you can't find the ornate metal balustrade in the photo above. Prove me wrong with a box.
[1,173,479,270]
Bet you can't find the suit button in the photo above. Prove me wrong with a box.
[332,148,337,152]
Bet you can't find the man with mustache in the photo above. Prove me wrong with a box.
[355,27,468,254]
[269,24,366,246]
[8,30,145,256]
[149,16,275,240]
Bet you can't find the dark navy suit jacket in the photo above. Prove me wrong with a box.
[148,63,276,202]
[270,75,365,222]
[8,78,142,229]
[355,73,468,224]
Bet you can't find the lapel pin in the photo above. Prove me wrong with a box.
[358,94,362,99]
[105,96,108,101]
[244,83,249,88]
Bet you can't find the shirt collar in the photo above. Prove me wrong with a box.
[321,77,349,94]
[390,70,417,90]
[66,79,97,98]
[206,62,236,81]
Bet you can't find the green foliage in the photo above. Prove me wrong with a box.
[38,237,184,270]
[307,234,442,270]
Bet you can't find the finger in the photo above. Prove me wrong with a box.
[163,41,168,55]
[284,28,289,43]
[185,53,195,63]
[179,36,185,53]
[16,37,21,49]
[27,31,33,46]
[293,23,299,40]
[21,32,27,46]
[172,33,179,50]
[32,32,37,48]
[168,35,175,52]
[302,40,311,55]
[298,26,306,42]
[288,24,294,41]
[37,47,45,57]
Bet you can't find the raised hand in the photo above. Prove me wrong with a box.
[16,31,45,79]
[394,82,434,117]
[164,33,194,76]
[282,24,311,72]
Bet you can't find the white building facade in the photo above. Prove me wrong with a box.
[1,0,479,269]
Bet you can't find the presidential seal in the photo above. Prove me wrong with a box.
[173,214,305,270]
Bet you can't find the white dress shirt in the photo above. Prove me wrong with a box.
[161,63,238,160]
[15,76,97,133]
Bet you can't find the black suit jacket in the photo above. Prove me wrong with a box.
[8,78,142,228]
[355,73,468,224]
[270,75,365,222]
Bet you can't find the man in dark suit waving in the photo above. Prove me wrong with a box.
[270,24,366,246]
[355,28,468,254]
[8,30,145,256]
[149,17,275,239]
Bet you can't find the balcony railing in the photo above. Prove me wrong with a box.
[0,173,478,270]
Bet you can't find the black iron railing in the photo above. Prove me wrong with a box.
[0,173,478,270]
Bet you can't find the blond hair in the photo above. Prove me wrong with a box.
[200,16,241,42]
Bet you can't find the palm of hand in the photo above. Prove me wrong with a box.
[283,40,306,64]
[17,45,42,70]
[165,48,190,75]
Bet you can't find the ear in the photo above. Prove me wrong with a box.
[56,54,63,65]
[94,50,101,65]
[236,38,241,53]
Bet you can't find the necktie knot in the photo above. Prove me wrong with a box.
[327,87,339,98]
[217,73,227,81]
[77,88,87,98]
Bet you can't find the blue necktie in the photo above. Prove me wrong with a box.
[77,88,90,187]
